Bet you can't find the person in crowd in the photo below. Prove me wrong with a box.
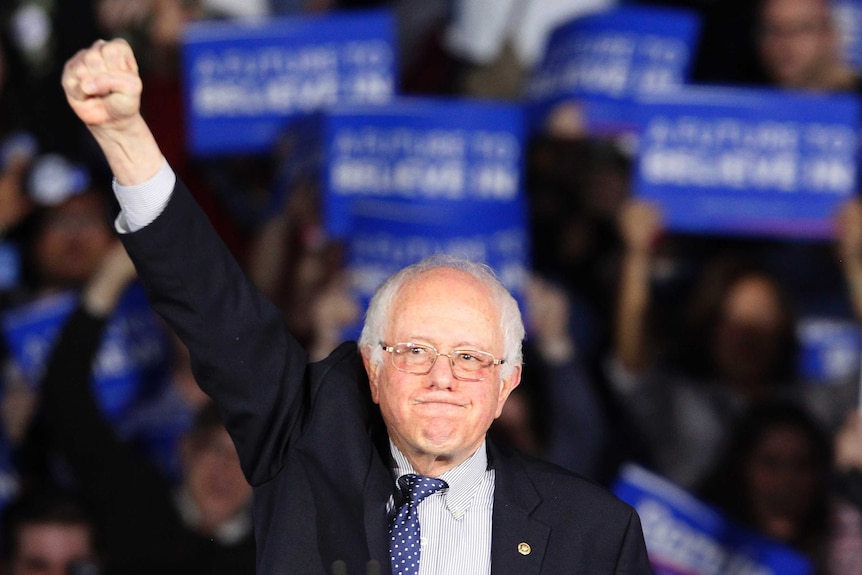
[0,136,35,309]
[0,157,172,472]
[698,401,833,568]
[0,488,100,575]
[608,198,858,489]
[755,0,860,92]
[0,159,121,471]
[830,409,862,575]
[696,400,862,575]
[246,173,346,351]
[525,136,633,364]
[499,276,613,481]
[61,38,651,574]
[21,240,254,575]
[21,166,115,298]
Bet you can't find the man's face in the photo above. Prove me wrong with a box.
[757,0,835,88]
[746,425,820,542]
[363,268,521,473]
[712,276,785,384]
[183,425,252,530]
[11,523,94,575]
[33,193,113,288]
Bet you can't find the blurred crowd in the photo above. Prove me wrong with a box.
[2,0,862,574]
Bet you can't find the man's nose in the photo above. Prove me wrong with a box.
[427,355,455,388]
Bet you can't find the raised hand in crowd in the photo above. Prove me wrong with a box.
[835,198,862,323]
[1,241,134,448]
[836,410,862,483]
[525,275,576,364]
[614,198,663,373]
[81,240,138,316]
[308,272,359,361]
[0,147,33,236]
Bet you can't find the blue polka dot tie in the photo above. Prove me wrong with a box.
[389,474,448,575]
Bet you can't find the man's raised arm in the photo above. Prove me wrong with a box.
[62,39,163,187]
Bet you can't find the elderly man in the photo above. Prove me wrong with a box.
[60,38,650,575]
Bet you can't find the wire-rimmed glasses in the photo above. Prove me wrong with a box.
[380,342,504,382]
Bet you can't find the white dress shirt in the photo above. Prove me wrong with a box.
[389,440,494,575]
[112,158,176,233]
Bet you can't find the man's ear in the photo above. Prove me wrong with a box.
[361,346,381,404]
[494,365,522,418]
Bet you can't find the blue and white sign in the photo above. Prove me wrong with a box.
[634,87,860,238]
[613,464,812,575]
[526,5,700,135]
[1,284,170,421]
[308,98,529,337]
[796,316,861,383]
[182,10,396,155]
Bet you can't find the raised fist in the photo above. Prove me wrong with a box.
[62,38,142,131]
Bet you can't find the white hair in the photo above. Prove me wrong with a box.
[358,255,524,379]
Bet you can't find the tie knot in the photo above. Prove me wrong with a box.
[397,474,448,505]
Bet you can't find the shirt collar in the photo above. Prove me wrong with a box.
[389,438,489,516]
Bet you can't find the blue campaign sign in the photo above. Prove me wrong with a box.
[1,284,170,422]
[796,316,862,383]
[0,242,20,291]
[182,10,396,156]
[634,87,860,239]
[313,98,529,338]
[613,464,812,575]
[322,98,526,237]
[526,5,701,135]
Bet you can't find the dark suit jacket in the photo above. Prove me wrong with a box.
[121,180,651,575]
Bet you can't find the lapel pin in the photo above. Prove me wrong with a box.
[517,542,531,556]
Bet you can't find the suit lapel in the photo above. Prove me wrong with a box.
[364,408,396,571]
[363,466,391,571]
[489,441,550,575]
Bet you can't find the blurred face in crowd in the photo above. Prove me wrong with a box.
[182,425,252,533]
[364,268,521,474]
[745,423,821,542]
[712,275,785,389]
[33,192,113,289]
[757,0,837,88]
[10,522,95,575]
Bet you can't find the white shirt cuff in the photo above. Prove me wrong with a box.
[112,158,176,233]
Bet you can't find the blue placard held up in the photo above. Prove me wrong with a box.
[182,10,396,156]
[1,284,170,422]
[526,5,701,135]
[613,464,812,575]
[633,86,860,239]
[315,98,529,338]
[796,316,862,383]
